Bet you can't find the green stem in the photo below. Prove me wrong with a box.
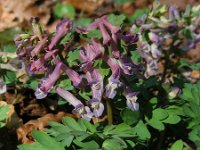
[106,99,113,125]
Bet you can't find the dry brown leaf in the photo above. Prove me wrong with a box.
[0,0,54,31]
[64,0,103,15]
[185,43,200,63]
[17,112,78,144]
[160,0,200,10]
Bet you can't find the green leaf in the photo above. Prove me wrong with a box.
[73,140,99,149]
[28,79,38,90]
[18,142,49,150]
[54,3,75,19]
[32,130,65,150]
[129,9,149,23]
[130,51,142,64]
[112,0,135,6]
[170,140,184,150]
[74,18,92,26]
[126,140,135,148]
[66,49,80,67]
[2,44,16,53]
[103,125,116,135]
[0,105,10,121]
[56,133,74,147]
[147,118,165,131]
[82,119,97,133]
[58,79,74,91]
[134,120,151,140]
[4,70,16,84]
[109,123,132,135]
[102,139,123,150]
[163,115,181,124]
[107,14,126,26]
[78,90,92,101]
[62,117,82,131]
[60,32,72,44]
[87,29,102,39]
[120,108,140,125]
[153,108,169,121]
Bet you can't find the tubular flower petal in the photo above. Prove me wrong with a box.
[99,24,111,45]
[148,32,161,44]
[123,88,139,111]
[169,87,181,99]
[0,79,6,94]
[80,39,104,71]
[62,64,82,88]
[103,19,120,34]
[48,19,73,50]
[89,98,104,117]
[86,70,104,117]
[106,58,122,99]
[35,62,62,99]
[86,69,104,100]
[31,36,48,57]
[56,87,93,121]
[169,5,180,20]
[28,50,58,74]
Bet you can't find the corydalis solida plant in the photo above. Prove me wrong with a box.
[15,16,143,121]
[133,2,200,77]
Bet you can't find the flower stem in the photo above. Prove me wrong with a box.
[106,99,113,125]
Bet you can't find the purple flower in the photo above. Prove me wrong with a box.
[123,87,139,111]
[80,39,104,71]
[62,64,83,88]
[150,44,161,59]
[106,58,122,99]
[48,19,73,50]
[28,49,58,74]
[119,56,145,79]
[86,69,104,117]
[145,59,159,77]
[88,98,104,118]
[35,61,62,99]
[148,32,161,44]
[86,69,104,99]
[169,5,180,20]
[31,36,48,57]
[87,16,120,45]
[169,87,180,99]
[0,79,6,94]
[99,24,111,45]
[118,33,139,45]
[56,87,93,121]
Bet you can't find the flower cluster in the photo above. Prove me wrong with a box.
[15,16,143,121]
[132,2,200,77]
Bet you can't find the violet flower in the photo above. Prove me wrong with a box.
[118,56,145,79]
[35,61,62,99]
[106,58,122,99]
[148,32,161,44]
[123,87,139,111]
[80,39,104,71]
[28,49,58,74]
[169,5,180,21]
[87,16,120,45]
[145,59,159,77]
[0,79,6,94]
[86,69,104,117]
[48,19,73,50]
[31,36,48,57]
[62,64,83,88]
[56,87,93,121]
[168,87,181,99]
